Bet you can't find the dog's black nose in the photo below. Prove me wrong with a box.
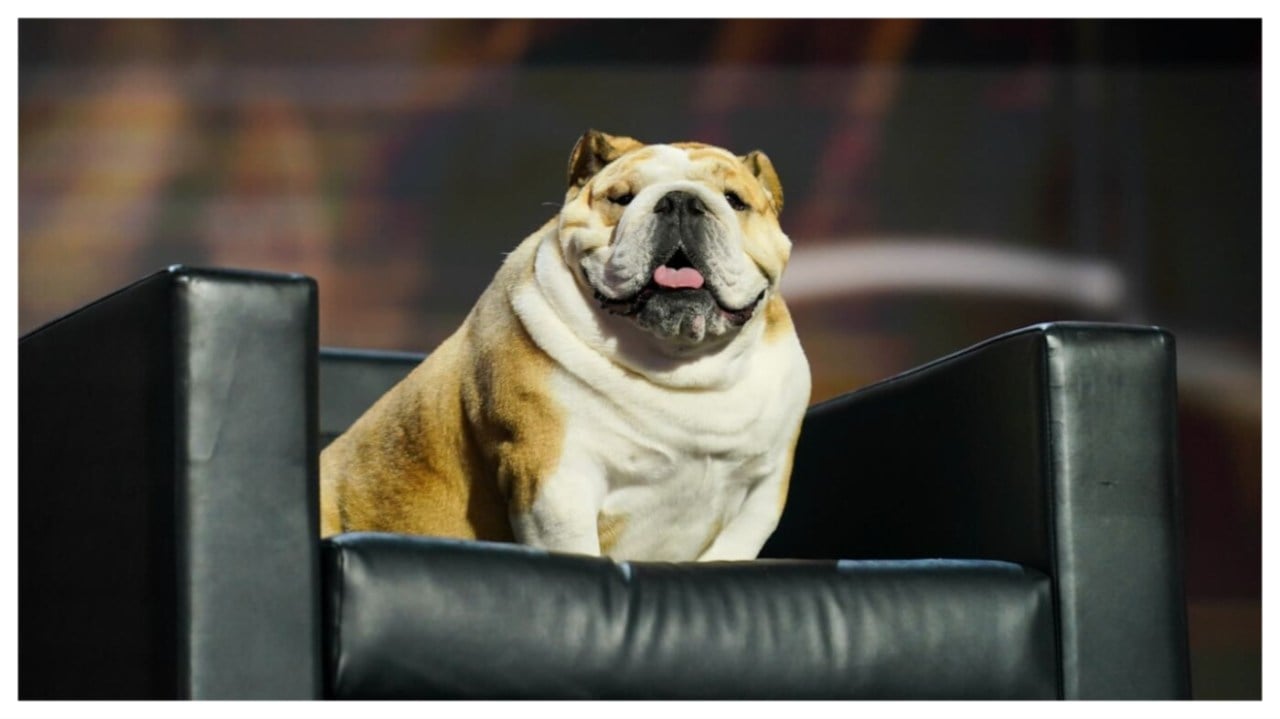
[653,190,707,217]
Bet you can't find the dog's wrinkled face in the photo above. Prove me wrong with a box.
[557,130,790,351]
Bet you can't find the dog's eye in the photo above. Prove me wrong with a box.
[609,193,635,206]
[725,191,749,211]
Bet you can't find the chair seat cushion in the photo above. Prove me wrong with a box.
[321,532,1058,699]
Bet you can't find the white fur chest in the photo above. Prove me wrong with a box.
[539,336,808,561]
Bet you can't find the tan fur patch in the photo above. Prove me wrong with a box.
[678,144,734,161]
[319,229,564,540]
[462,233,566,518]
[763,294,794,345]
[742,150,784,214]
[777,424,804,515]
[670,141,713,151]
[318,330,511,540]
[597,511,629,554]
[674,148,779,218]
[619,146,658,164]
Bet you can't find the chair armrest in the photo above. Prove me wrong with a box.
[761,321,1189,698]
[19,266,322,699]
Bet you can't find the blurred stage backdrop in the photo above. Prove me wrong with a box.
[18,19,1260,698]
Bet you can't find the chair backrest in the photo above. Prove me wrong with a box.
[319,348,424,448]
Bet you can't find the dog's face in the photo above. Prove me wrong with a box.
[556,130,790,351]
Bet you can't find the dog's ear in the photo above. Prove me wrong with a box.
[567,129,643,189]
[742,150,784,215]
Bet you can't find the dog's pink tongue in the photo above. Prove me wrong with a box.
[653,265,705,289]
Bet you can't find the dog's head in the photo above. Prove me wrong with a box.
[556,130,790,353]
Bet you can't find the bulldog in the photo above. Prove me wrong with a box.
[320,130,811,561]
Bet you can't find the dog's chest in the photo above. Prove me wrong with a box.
[596,449,770,560]
[548,366,788,560]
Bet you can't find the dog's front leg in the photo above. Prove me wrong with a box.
[506,459,604,556]
[696,466,789,561]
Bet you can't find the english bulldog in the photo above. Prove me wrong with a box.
[320,130,811,561]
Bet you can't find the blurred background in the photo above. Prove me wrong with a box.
[18,18,1260,698]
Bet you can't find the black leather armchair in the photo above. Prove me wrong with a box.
[19,266,1190,699]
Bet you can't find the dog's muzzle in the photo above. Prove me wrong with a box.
[593,190,763,326]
